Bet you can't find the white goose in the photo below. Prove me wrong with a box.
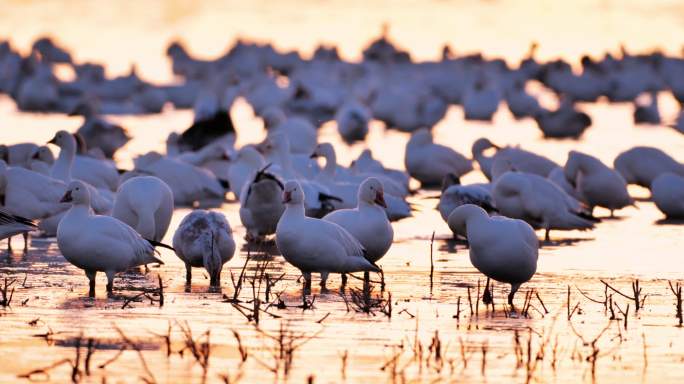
[447,204,538,305]
[112,176,174,242]
[323,177,393,263]
[650,173,684,219]
[0,160,67,223]
[0,143,39,167]
[276,180,379,292]
[614,146,684,188]
[227,146,266,200]
[471,138,559,181]
[437,174,495,222]
[492,171,597,241]
[133,152,227,206]
[335,100,370,143]
[28,146,54,175]
[239,166,285,241]
[462,78,500,121]
[57,181,170,297]
[262,107,318,155]
[405,128,472,187]
[173,210,236,287]
[564,150,634,216]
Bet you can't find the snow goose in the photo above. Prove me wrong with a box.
[351,149,410,191]
[239,165,285,241]
[47,131,114,214]
[492,171,597,241]
[28,146,54,175]
[471,138,559,180]
[133,152,227,206]
[437,174,495,222]
[564,151,634,216]
[462,78,500,121]
[405,128,472,187]
[651,173,684,219]
[57,181,171,297]
[335,100,370,143]
[0,160,67,223]
[0,207,37,252]
[505,80,542,119]
[276,180,379,292]
[547,166,583,201]
[172,210,236,287]
[227,146,266,200]
[633,91,661,125]
[614,147,684,188]
[112,176,174,242]
[258,133,340,217]
[262,107,318,155]
[322,177,393,263]
[72,102,131,158]
[534,99,591,139]
[447,204,537,305]
[0,143,39,167]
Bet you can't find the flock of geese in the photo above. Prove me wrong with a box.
[0,33,683,305]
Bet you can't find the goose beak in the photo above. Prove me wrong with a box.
[32,151,40,160]
[60,190,73,203]
[309,152,319,159]
[221,153,231,161]
[47,136,57,145]
[374,191,387,208]
[282,191,291,203]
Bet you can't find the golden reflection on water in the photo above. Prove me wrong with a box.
[1,1,684,383]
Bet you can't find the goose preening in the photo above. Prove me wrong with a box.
[239,165,285,241]
[564,151,634,216]
[447,204,538,306]
[492,170,598,241]
[276,180,379,292]
[405,128,472,187]
[57,181,172,297]
[650,173,684,219]
[112,176,174,241]
[614,147,684,188]
[471,138,559,180]
[172,210,236,287]
[438,174,496,222]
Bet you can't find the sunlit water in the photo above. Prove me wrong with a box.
[2,1,684,383]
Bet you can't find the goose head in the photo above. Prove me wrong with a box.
[282,181,304,205]
[61,180,90,206]
[447,204,488,238]
[47,130,77,153]
[359,177,386,208]
[310,143,334,160]
[471,138,500,159]
[31,146,55,164]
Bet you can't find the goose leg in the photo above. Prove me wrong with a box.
[185,263,192,286]
[105,270,115,297]
[340,273,348,292]
[7,236,11,253]
[303,272,312,294]
[544,228,550,243]
[320,271,329,293]
[482,277,492,305]
[86,270,96,298]
[363,271,370,294]
[22,233,28,253]
[508,283,521,310]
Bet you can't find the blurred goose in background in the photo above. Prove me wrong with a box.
[113,176,174,242]
[547,166,583,201]
[173,210,236,287]
[462,77,500,121]
[534,99,592,139]
[227,145,266,200]
[276,180,379,292]
[405,128,472,187]
[650,173,684,219]
[614,146,684,188]
[438,174,496,222]
[471,138,559,180]
[262,107,318,155]
[447,204,537,306]
[71,101,131,158]
[564,150,634,216]
[133,152,227,206]
[239,165,285,241]
[492,170,597,241]
[57,181,170,297]
[28,146,55,175]
[633,90,661,125]
[505,80,542,119]
[0,143,39,168]
[335,99,370,143]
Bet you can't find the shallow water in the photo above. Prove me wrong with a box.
[2,1,684,383]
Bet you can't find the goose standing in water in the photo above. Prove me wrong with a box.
[614,146,684,188]
[405,128,472,187]
[492,171,597,241]
[173,210,236,288]
[0,207,37,251]
[239,166,285,242]
[57,181,171,297]
[112,176,174,241]
[564,151,634,216]
[276,181,379,292]
[650,173,684,219]
[447,204,538,306]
